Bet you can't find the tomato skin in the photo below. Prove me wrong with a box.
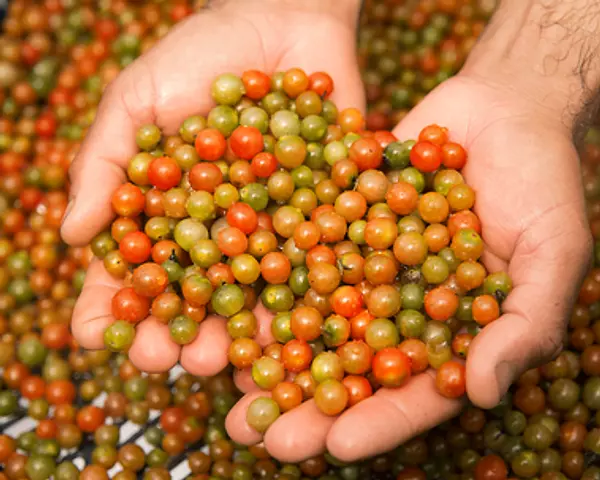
[372,348,412,388]
[424,287,459,321]
[226,203,258,234]
[111,183,145,217]
[349,138,383,171]
[195,128,227,161]
[20,375,46,400]
[189,163,223,192]
[350,310,375,340]
[281,339,313,373]
[410,141,443,172]
[147,157,182,190]
[242,70,271,100]
[35,113,58,137]
[160,406,186,433]
[111,287,150,323]
[474,454,508,480]
[76,406,106,433]
[119,231,152,264]
[418,124,448,146]
[46,379,76,405]
[342,375,373,406]
[435,360,467,398]
[251,152,278,178]
[442,142,468,169]
[308,72,334,98]
[330,286,364,318]
[36,419,58,440]
[229,126,264,160]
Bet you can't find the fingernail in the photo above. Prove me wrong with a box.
[495,361,517,402]
[62,199,75,226]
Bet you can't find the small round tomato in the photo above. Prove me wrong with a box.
[242,70,271,100]
[226,202,258,234]
[410,141,443,172]
[308,72,334,98]
[111,287,150,323]
[330,286,363,318]
[418,124,448,146]
[424,287,459,321]
[147,156,182,190]
[435,360,466,398]
[111,183,145,217]
[251,152,278,178]
[195,128,227,161]
[76,405,105,433]
[372,348,412,388]
[349,137,383,171]
[442,142,467,169]
[46,379,76,405]
[119,231,152,264]
[229,126,264,160]
[342,375,373,406]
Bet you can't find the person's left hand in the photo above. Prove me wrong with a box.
[223,73,592,463]
[62,0,364,374]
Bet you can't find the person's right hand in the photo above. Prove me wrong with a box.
[61,0,364,373]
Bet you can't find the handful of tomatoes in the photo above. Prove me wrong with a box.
[92,69,511,431]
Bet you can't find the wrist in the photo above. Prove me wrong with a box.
[460,0,600,136]
[215,0,362,28]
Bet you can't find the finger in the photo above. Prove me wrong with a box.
[234,368,260,394]
[226,391,271,446]
[180,315,231,376]
[128,318,180,373]
[71,259,121,350]
[264,399,335,463]
[253,301,276,347]
[326,371,464,462]
[467,210,592,408]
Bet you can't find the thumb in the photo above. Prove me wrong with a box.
[466,208,592,409]
[60,61,156,247]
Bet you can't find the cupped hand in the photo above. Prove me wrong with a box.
[62,0,364,373]
[225,74,592,463]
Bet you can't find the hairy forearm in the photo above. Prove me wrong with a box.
[463,0,600,135]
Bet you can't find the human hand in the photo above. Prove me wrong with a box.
[224,73,592,462]
[61,0,364,373]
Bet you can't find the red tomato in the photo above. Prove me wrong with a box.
[111,287,150,323]
[147,157,182,190]
[229,126,264,160]
[372,348,412,388]
[435,360,466,398]
[442,142,468,169]
[342,375,373,406]
[349,137,383,171]
[242,70,271,100]
[226,203,258,234]
[194,128,226,161]
[330,286,364,318]
[410,141,443,172]
[119,231,152,264]
[251,152,278,178]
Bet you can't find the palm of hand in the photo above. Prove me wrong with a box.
[224,77,591,463]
